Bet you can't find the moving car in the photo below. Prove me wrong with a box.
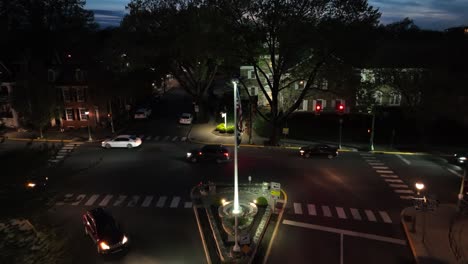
[186,145,230,163]
[453,152,467,166]
[101,135,142,149]
[179,113,193,125]
[134,108,152,119]
[25,174,48,190]
[299,144,339,159]
[83,208,129,254]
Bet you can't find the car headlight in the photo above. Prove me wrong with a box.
[26,182,36,188]
[300,150,304,154]
[122,235,128,244]
[459,157,467,161]
[187,152,192,157]
[100,241,110,250]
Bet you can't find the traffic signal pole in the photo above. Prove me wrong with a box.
[369,111,375,151]
[457,165,467,212]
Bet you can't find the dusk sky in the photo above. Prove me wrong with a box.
[86,0,468,30]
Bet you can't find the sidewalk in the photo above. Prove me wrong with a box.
[1,127,117,143]
[401,204,468,264]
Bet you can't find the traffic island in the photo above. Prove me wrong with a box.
[191,182,285,263]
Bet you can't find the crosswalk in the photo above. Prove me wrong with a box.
[48,141,84,166]
[132,135,188,143]
[360,152,415,200]
[290,202,394,224]
[55,193,192,209]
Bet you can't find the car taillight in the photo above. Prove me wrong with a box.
[300,150,304,155]
[198,152,202,155]
[224,152,229,157]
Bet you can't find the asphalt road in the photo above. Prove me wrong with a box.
[10,87,464,263]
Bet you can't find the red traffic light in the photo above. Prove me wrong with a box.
[315,105,321,111]
[339,105,344,110]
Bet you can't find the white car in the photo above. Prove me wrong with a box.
[101,135,142,149]
[179,113,193,125]
[134,108,152,119]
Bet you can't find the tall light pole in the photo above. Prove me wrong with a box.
[338,118,343,149]
[457,164,467,212]
[85,111,92,142]
[415,182,426,243]
[232,80,240,253]
[369,110,375,151]
[221,112,227,130]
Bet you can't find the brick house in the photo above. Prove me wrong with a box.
[0,62,20,128]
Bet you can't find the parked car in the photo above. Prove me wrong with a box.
[101,135,142,149]
[453,152,467,166]
[299,144,339,159]
[179,113,193,125]
[82,208,129,254]
[186,145,230,163]
[134,108,152,119]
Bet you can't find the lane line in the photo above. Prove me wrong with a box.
[98,195,113,206]
[172,136,178,142]
[396,154,411,165]
[71,194,86,206]
[163,136,170,141]
[153,136,160,141]
[181,137,187,141]
[385,179,403,183]
[283,220,406,245]
[336,207,347,219]
[350,208,362,220]
[379,211,393,223]
[142,196,154,207]
[84,194,99,206]
[389,184,409,188]
[395,189,414,194]
[377,170,394,174]
[380,175,399,178]
[372,166,389,169]
[170,196,181,208]
[307,204,316,216]
[113,195,127,206]
[56,193,73,205]
[156,196,167,208]
[146,136,152,140]
[368,162,384,165]
[322,206,332,217]
[293,203,303,214]
[400,195,415,200]
[365,210,377,222]
[184,202,192,208]
[447,168,463,178]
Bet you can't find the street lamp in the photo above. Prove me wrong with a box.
[85,111,92,142]
[221,112,227,130]
[415,181,427,243]
[232,80,241,253]
[415,182,425,196]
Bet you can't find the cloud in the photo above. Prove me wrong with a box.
[91,9,125,28]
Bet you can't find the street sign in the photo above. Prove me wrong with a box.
[270,189,280,199]
[271,182,281,190]
[270,182,281,199]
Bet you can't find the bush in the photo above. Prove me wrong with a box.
[256,196,269,206]
[216,123,226,133]
[226,125,235,133]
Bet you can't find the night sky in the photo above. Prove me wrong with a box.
[86,0,468,30]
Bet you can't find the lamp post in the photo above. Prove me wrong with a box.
[338,118,343,149]
[85,111,92,142]
[415,182,427,243]
[369,110,375,151]
[457,164,467,212]
[232,80,240,253]
[221,112,227,130]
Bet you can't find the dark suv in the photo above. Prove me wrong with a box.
[186,145,230,163]
[299,144,339,159]
[82,208,129,254]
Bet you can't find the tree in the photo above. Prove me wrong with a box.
[221,0,381,144]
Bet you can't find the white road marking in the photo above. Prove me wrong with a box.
[322,206,332,217]
[113,195,127,206]
[142,196,154,207]
[156,196,167,208]
[447,168,463,178]
[395,189,414,194]
[400,195,415,200]
[380,174,399,178]
[396,154,411,165]
[146,136,152,140]
[84,194,99,206]
[98,195,113,206]
[163,136,170,141]
[55,155,65,159]
[56,193,73,205]
[365,210,377,222]
[369,162,385,166]
[376,170,394,174]
[127,195,140,207]
[184,202,192,208]
[385,179,403,183]
[307,204,317,215]
[153,136,160,141]
[283,220,406,245]
[360,153,373,156]
[379,211,392,223]
[71,194,86,206]
[372,166,389,169]
[170,196,180,208]
[350,208,362,220]
[389,184,408,188]
[172,136,178,142]
[181,137,187,141]
[61,146,74,149]
[293,203,303,214]
[336,207,347,219]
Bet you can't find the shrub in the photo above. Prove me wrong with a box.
[226,125,235,133]
[256,196,269,206]
[216,123,227,133]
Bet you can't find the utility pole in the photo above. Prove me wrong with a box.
[370,109,376,151]
[108,100,115,134]
[232,80,240,253]
[339,118,343,149]
[457,165,467,212]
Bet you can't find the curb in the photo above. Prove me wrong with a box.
[263,189,288,264]
[5,137,74,143]
[400,207,421,264]
[369,150,428,156]
[193,206,212,264]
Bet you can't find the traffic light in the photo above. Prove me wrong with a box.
[315,102,322,115]
[336,103,345,114]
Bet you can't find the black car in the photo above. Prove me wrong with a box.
[453,152,467,166]
[25,168,50,190]
[83,208,129,254]
[299,144,339,159]
[186,145,230,163]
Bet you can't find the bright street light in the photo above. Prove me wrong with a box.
[221,112,227,130]
[85,111,92,142]
[415,182,425,195]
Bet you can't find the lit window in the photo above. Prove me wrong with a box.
[65,108,74,120]
[79,108,89,121]
[389,93,402,105]
[374,91,383,104]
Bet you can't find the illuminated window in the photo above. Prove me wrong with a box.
[79,108,89,121]
[65,108,74,120]
[374,91,383,104]
[389,93,402,105]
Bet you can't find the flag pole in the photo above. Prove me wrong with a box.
[232,80,240,252]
